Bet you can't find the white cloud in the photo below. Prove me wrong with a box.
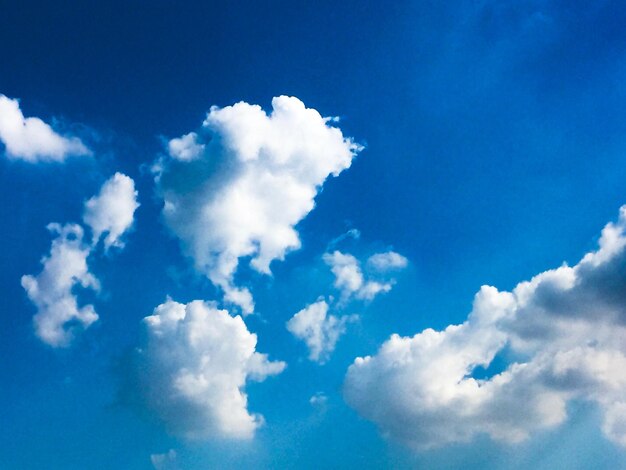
[21,223,99,347]
[167,132,204,161]
[344,206,626,450]
[83,172,139,250]
[286,299,357,363]
[323,250,406,301]
[0,94,90,162]
[156,96,361,314]
[133,299,285,440]
[150,449,178,470]
[367,251,408,271]
[310,392,329,407]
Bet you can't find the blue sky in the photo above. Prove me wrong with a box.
[2,1,626,468]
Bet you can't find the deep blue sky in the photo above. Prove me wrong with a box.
[2,1,626,468]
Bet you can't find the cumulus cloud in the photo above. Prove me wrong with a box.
[83,172,139,249]
[156,96,361,314]
[21,224,99,347]
[323,250,406,301]
[286,299,357,363]
[132,299,285,440]
[344,206,626,450]
[0,94,90,162]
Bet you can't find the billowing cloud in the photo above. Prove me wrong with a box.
[83,172,139,249]
[132,299,286,440]
[156,96,361,314]
[286,299,357,363]
[344,206,626,450]
[0,94,90,162]
[323,250,406,301]
[21,224,99,347]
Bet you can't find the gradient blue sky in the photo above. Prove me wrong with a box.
[2,1,626,468]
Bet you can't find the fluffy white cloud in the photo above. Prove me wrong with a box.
[167,132,205,161]
[0,94,90,162]
[286,299,357,363]
[83,172,139,249]
[323,250,406,301]
[133,299,285,440]
[156,96,361,314]
[21,223,99,347]
[344,206,626,450]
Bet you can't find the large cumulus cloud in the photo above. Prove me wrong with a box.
[156,96,361,314]
[131,299,286,440]
[344,206,626,450]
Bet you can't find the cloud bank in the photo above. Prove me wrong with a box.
[132,299,285,440]
[0,94,90,162]
[83,172,140,249]
[344,206,626,449]
[156,96,361,314]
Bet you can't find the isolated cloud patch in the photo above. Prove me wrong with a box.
[0,94,90,162]
[286,299,357,363]
[21,224,99,347]
[132,299,285,440]
[344,206,626,450]
[83,172,140,250]
[324,250,407,302]
[156,96,361,314]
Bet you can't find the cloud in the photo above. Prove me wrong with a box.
[344,206,626,450]
[155,96,361,314]
[83,172,140,250]
[21,223,99,347]
[367,251,408,271]
[132,299,285,440]
[286,299,357,363]
[323,250,406,301]
[150,449,179,470]
[0,94,90,162]
[167,132,205,161]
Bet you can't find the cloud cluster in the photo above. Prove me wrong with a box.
[83,172,140,249]
[0,94,90,162]
[324,250,407,301]
[344,206,626,449]
[286,299,357,363]
[156,96,361,314]
[22,173,138,346]
[21,224,99,347]
[133,299,286,440]
[287,250,407,362]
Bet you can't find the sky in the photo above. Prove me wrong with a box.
[2,0,626,468]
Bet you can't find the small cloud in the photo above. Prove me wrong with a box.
[0,94,90,162]
[150,449,179,470]
[286,299,357,363]
[21,223,99,347]
[309,392,329,407]
[83,172,140,250]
